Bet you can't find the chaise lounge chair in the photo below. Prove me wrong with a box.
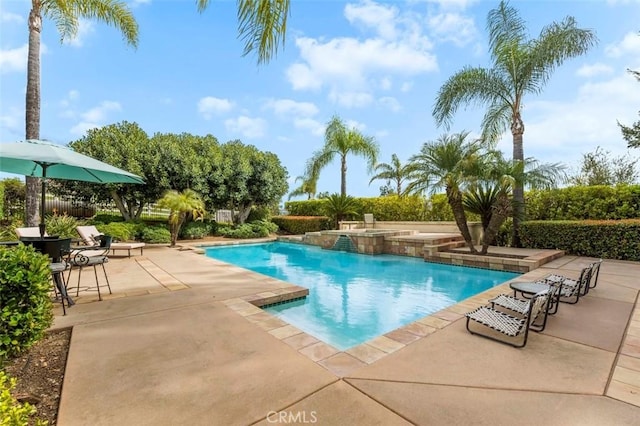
[488,282,560,332]
[465,290,550,348]
[76,225,145,257]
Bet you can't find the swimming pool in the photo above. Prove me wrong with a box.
[205,242,519,350]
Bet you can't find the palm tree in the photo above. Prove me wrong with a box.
[197,0,290,65]
[464,155,566,253]
[405,132,484,253]
[288,172,318,200]
[369,154,410,196]
[322,193,359,229]
[432,0,596,246]
[306,116,379,197]
[158,189,206,247]
[24,0,139,227]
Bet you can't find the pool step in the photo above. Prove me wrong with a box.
[331,235,357,253]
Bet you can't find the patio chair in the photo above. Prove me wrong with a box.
[540,263,594,302]
[76,225,145,257]
[465,290,550,348]
[68,235,112,301]
[364,213,375,229]
[15,226,47,238]
[489,282,560,332]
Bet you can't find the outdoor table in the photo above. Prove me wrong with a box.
[509,281,550,298]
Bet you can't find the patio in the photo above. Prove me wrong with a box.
[52,244,640,425]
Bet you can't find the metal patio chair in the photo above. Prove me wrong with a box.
[488,282,560,332]
[465,290,550,348]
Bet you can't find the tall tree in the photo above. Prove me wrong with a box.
[620,68,640,149]
[197,0,290,65]
[306,116,379,197]
[288,172,318,200]
[405,132,484,253]
[369,154,410,197]
[24,0,139,227]
[569,146,639,186]
[432,0,596,246]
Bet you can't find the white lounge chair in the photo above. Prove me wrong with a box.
[76,225,145,257]
[364,213,375,229]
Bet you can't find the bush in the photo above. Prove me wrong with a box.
[494,218,513,247]
[246,206,272,222]
[179,221,210,240]
[45,213,78,238]
[96,222,138,242]
[271,216,333,234]
[0,181,4,219]
[89,213,125,224]
[0,245,53,361]
[526,185,640,220]
[0,372,42,425]
[520,220,640,260]
[139,226,171,244]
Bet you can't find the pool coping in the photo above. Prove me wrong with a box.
[200,240,529,377]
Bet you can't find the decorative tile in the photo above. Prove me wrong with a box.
[299,341,339,362]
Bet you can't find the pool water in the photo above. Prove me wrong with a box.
[205,242,519,350]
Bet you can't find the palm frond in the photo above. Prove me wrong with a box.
[59,0,139,47]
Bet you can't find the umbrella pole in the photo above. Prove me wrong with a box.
[39,164,47,238]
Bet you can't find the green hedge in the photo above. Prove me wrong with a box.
[526,185,640,220]
[520,220,640,260]
[0,181,4,219]
[285,195,460,221]
[271,216,333,234]
[0,245,53,361]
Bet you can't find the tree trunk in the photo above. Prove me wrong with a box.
[511,111,525,247]
[481,193,511,255]
[341,154,347,197]
[446,186,477,254]
[237,205,252,224]
[110,191,131,221]
[25,4,42,227]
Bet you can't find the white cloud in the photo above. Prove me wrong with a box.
[400,81,413,92]
[293,118,325,136]
[70,101,122,135]
[346,119,366,131]
[0,106,22,138]
[263,99,318,117]
[59,90,80,118]
[329,90,374,108]
[132,0,152,5]
[64,20,95,48]
[224,116,266,139]
[286,1,438,108]
[344,0,399,40]
[0,44,28,73]
[426,0,478,10]
[605,31,640,58]
[576,63,614,78]
[198,96,234,119]
[1,11,23,24]
[428,12,477,47]
[378,96,401,112]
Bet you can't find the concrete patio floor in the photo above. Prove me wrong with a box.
[51,243,640,425]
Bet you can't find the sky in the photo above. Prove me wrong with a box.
[1,0,640,200]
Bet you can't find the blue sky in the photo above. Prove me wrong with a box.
[1,0,640,199]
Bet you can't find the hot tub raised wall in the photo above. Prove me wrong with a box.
[340,221,483,245]
[303,230,414,255]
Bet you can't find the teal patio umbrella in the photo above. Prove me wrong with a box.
[0,139,145,237]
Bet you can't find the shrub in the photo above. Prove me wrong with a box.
[0,372,42,426]
[0,181,4,219]
[520,220,640,260]
[526,185,640,220]
[90,213,125,224]
[246,206,272,222]
[213,223,233,237]
[139,226,171,244]
[285,199,327,216]
[96,222,138,242]
[0,245,53,361]
[179,221,210,240]
[271,216,333,234]
[0,218,23,242]
[45,213,78,238]
[218,224,257,239]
